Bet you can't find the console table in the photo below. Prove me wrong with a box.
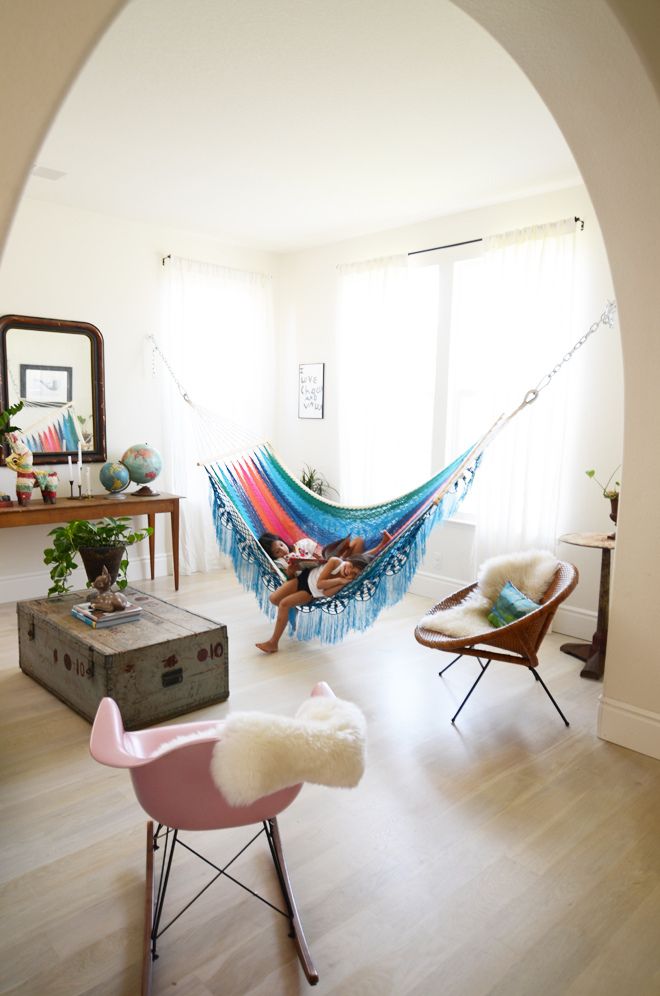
[0,492,182,590]
[558,531,614,680]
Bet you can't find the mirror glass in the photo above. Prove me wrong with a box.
[0,314,107,465]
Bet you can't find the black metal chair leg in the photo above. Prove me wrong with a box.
[529,667,570,726]
[439,653,463,676]
[151,828,178,959]
[439,655,487,678]
[451,660,491,724]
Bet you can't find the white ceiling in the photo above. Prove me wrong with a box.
[26,0,581,253]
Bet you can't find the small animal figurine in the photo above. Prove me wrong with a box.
[6,432,38,506]
[34,470,59,504]
[89,565,129,612]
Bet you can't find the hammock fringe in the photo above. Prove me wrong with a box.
[207,448,481,644]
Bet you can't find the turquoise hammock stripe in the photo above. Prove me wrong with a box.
[205,443,481,644]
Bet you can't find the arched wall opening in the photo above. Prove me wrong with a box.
[1,0,658,758]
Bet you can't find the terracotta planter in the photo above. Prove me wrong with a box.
[79,545,126,587]
[609,495,619,526]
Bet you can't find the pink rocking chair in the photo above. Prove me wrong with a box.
[90,683,349,993]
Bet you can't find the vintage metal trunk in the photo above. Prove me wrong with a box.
[17,587,229,729]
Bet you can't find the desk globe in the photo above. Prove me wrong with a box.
[121,443,163,496]
[99,461,130,498]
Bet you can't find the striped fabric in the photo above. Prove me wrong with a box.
[205,443,482,644]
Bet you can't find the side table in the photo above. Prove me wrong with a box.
[0,492,182,590]
[558,531,614,680]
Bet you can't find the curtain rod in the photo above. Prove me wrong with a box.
[408,216,584,257]
[162,253,171,266]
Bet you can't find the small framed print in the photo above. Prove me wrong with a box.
[298,362,324,419]
[20,364,73,406]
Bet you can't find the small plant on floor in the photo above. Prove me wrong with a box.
[44,516,152,596]
[300,464,338,499]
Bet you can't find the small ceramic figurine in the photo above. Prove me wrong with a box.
[89,565,129,612]
[5,432,59,505]
[6,432,38,506]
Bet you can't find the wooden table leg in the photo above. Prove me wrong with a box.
[147,513,156,581]
[560,547,610,680]
[170,502,180,591]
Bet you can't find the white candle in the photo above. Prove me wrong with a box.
[77,443,82,484]
[67,455,73,482]
[85,466,91,497]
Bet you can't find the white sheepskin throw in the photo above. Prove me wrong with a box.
[477,549,559,603]
[418,591,494,637]
[210,695,367,807]
[418,549,559,637]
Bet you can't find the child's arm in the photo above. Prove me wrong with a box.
[316,558,352,595]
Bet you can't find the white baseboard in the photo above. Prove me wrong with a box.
[410,570,595,640]
[0,552,172,604]
[598,696,660,761]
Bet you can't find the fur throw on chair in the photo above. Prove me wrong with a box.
[210,694,367,807]
[418,549,559,637]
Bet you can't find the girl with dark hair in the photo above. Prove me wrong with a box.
[258,530,392,576]
[255,553,373,654]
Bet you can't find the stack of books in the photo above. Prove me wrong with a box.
[71,601,143,629]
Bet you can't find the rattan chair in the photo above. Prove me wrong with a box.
[415,560,578,725]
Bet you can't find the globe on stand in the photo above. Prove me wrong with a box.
[121,443,163,497]
[99,461,130,499]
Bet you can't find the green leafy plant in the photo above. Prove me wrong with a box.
[300,464,338,499]
[585,465,621,499]
[43,516,153,597]
[0,400,24,444]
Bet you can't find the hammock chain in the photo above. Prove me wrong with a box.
[148,334,194,405]
[521,299,617,408]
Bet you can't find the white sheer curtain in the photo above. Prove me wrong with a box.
[336,255,439,504]
[451,218,578,565]
[159,255,275,574]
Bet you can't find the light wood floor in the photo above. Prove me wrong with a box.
[1,570,659,996]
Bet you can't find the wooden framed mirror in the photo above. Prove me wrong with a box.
[0,314,107,465]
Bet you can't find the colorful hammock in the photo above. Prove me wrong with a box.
[204,433,492,644]
[151,300,616,645]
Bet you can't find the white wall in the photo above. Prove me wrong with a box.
[0,197,279,600]
[274,183,620,636]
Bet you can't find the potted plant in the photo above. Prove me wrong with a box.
[585,465,621,529]
[300,464,339,499]
[43,516,153,597]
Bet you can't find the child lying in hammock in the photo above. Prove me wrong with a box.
[258,530,392,578]
[256,554,373,654]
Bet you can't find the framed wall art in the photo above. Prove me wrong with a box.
[298,362,324,419]
[20,363,73,405]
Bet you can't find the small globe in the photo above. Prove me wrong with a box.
[99,460,130,495]
[121,443,163,486]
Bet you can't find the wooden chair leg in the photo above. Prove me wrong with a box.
[142,821,155,996]
[266,817,319,985]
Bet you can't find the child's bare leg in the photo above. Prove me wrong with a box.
[269,578,299,606]
[347,537,365,555]
[368,530,393,555]
[256,591,312,653]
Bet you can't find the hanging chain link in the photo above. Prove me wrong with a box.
[147,334,194,405]
[521,300,617,407]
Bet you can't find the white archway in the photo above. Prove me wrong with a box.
[1,0,659,757]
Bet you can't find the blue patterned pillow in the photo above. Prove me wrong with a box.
[487,580,540,628]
